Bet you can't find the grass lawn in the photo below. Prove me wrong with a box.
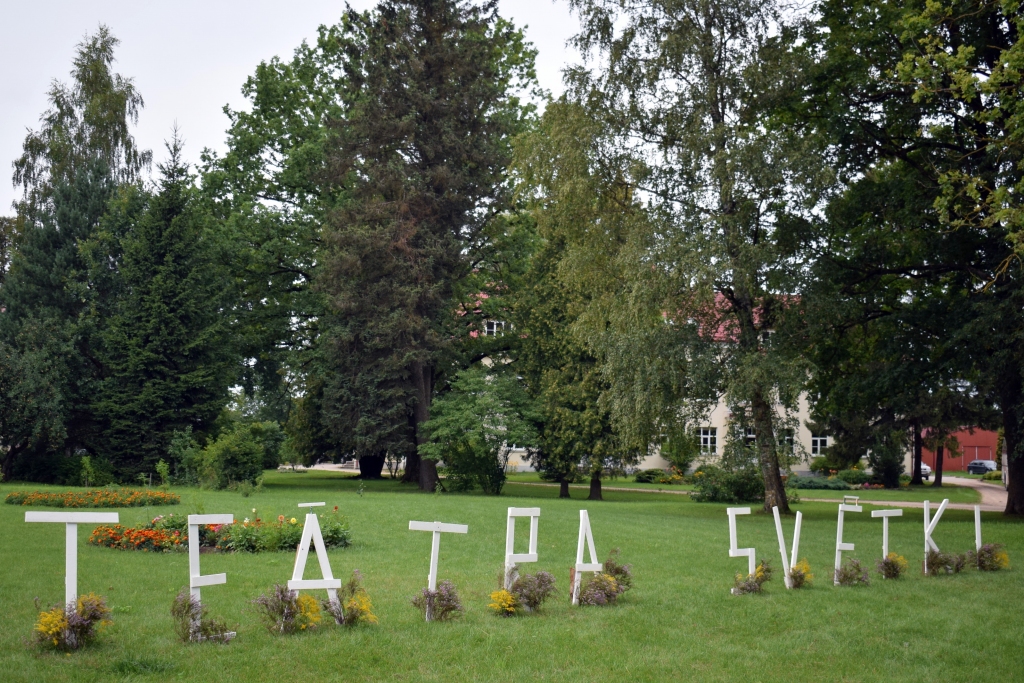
[1,471,1021,682]
[505,471,981,503]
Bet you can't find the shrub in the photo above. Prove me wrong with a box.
[927,550,967,575]
[252,585,322,634]
[732,558,773,595]
[34,594,111,651]
[201,427,264,489]
[578,573,622,605]
[982,470,1003,481]
[834,559,870,586]
[170,588,231,642]
[789,559,812,588]
[412,580,463,621]
[835,469,871,485]
[332,570,377,627]
[691,465,765,503]
[968,543,1010,571]
[877,552,909,579]
[6,488,180,508]
[511,570,557,612]
[808,456,829,474]
[634,469,665,483]
[785,475,850,490]
[488,589,519,616]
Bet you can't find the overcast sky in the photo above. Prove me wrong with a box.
[0,0,582,213]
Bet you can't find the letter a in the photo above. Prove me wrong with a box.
[288,503,342,614]
[572,510,602,605]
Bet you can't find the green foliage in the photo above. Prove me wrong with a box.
[786,475,849,491]
[420,364,537,495]
[89,137,235,481]
[835,469,871,486]
[691,466,765,503]
[199,426,264,489]
[633,469,665,484]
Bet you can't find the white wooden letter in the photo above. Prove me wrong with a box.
[571,510,602,605]
[834,500,862,584]
[727,507,755,578]
[870,509,903,558]
[974,505,982,552]
[288,503,342,610]
[772,507,803,589]
[26,511,119,607]
[409,521,467,601]
[923,499,949,575]
[188,514,233,602]
[504,507,541,589]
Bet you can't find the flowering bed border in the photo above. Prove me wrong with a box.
[5,489,180,508]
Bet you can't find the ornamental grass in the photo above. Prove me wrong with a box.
[6,489,180,508]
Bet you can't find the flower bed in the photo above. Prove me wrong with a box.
[5,489,180,508]
[88,509,351,553]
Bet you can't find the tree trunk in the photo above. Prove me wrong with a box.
[559,479,570,499]
[911,420,924,486]
[752,389,790,513]
[357,453,385,479]
[411,361,438,492]
[588,473,603,501]
[1001,372,1024,515]
[934,444,944,487]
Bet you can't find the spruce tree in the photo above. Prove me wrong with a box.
[92,139,234,478]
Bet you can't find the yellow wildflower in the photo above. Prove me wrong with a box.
[488,589,518,616]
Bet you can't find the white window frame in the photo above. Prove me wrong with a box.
[699,427,717,454]
[811,433,829,456]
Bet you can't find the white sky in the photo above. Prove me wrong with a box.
[0,0,582,213]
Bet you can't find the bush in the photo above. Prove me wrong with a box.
[6,488,180,508]
[691,465,764,503]
[412,580,463,621]
[634,469,665,483]
[877,552,909,579]
[927,550,967,575]
[512,570,557,612]
[201,427,264,489]
[982,470,1003,481]
[835,468,871,485]
[171,588,230,642]
[785,475,850,490]
[835,558,870,586]
[732,558,773,595]
[34,593,112,651]
[789,559,812,588]
[808,456,829,475]
[333,571,377,626]
[487,589,519,616]
[578,550,633,605]
[252,585,322,634]
[968,543,1010,571]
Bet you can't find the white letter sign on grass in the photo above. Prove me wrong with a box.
[923,499,949,575]
[834,498,862,585]
[974,505,982,552]
[772,507,802,589]
[504,507,540,589]
[409,521,467,588]
[26,511,119,607]
[288,503,342,613]
[188,514,233,601]
[571,510,602,605]
[870,509,903,558]
[727,507,755,578]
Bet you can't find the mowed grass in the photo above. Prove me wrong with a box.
[504,471,982,503]
[0,471,1021,683]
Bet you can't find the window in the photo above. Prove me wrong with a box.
[699,428,717,454]
[811,433,829,456]
[484,320,506,337]
[778,428,794,453]
[745,426,756,446]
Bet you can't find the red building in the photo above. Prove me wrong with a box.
[921,428,999,472]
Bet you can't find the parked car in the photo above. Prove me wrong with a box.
[967,459,998,475]
[920,463,931,480]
